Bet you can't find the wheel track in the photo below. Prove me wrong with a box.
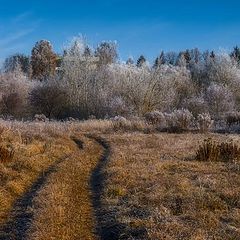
[0,135,126,240]
[87,135,127,240]
[0,137,84,240]
[0,154,70,240]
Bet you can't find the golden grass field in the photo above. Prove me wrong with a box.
[0,120,239,240]
[102,133,240,239]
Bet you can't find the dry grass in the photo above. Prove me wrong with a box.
[26,135,103,240]
[0,119,239,239]
[69,119,151,134]
[102,133,240,239]
[196,138,240,163]
[0,121,75,226]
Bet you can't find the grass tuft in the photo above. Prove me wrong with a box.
[196,138,240,162]
[0,145,14,164]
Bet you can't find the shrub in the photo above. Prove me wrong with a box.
[182,96,208,117]
[225,111,240,127]
[2,92,23,116]
[0,69,33,118]
[34,114,49,122]
[144,111,166,126]
[197,113,214,133]
[29,83,67,119]
[165,109,194,131]
[111,116,146,131]
[196,138,240,162]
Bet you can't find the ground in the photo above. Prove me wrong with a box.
[0,120,239,240]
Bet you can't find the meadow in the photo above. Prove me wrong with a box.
[0,119,239,240]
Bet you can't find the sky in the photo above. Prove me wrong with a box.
[0,0,240,64]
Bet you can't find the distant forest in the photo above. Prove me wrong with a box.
[1,37,240,123]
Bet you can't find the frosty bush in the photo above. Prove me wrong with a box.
[108,96,131,117]
[111,116,146,131]
[197,113,214,133]
[182,96,208,117]
[2,37,240,124]
[165,109,194,131]
[34,114,49,122]
[144,111,166,126]
[0,67,34,117]
[205,83,235,119]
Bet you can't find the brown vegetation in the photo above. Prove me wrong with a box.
[26,136,103,240]
[101,133,240,239]
[0,122,74,227]
[196,138,240,163]
[0,120,239,239]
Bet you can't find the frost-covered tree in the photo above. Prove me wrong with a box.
[153,51,165,69]
[190,48,202,64]
[207,53,239,85]
[183,49,191,64]
[182,96,208,117]
[136,55,147,68]
[231,46,240,63]
[0,67,34,117]
[205,83,235,118]
[83,46,92,57]
[126,57,134,65]
[95,41,118,65]
[31,40,57,80]
[164,52,178,65]
[61,38,113,118]
[3,54,30,75]
[177,53,187,67]
[108,62,194,115]
[151,64,194,111]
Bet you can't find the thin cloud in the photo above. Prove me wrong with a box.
[11,11,33,24]
[0,28,35,47]
[0,11,41,59]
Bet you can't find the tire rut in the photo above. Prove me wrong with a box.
[87,135,127,240]
[0,137,85,240]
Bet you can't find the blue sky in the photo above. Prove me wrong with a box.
[0,0,240,63]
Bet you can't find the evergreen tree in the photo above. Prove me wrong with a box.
[83,46,92,57]
[153,51,165,68]
[126,57,134,65]
[3,54,30,74]
[95,41,118,65]
[136,55,146,67]
[31,40,57,80]
[210,51,215,59]
[165,52,177,65]
[190,48,201,63]
[177,52,187,67]
[231,46,240,63]
[184,49,191,64]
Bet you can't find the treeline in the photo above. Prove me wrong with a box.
[1,37,240,121]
